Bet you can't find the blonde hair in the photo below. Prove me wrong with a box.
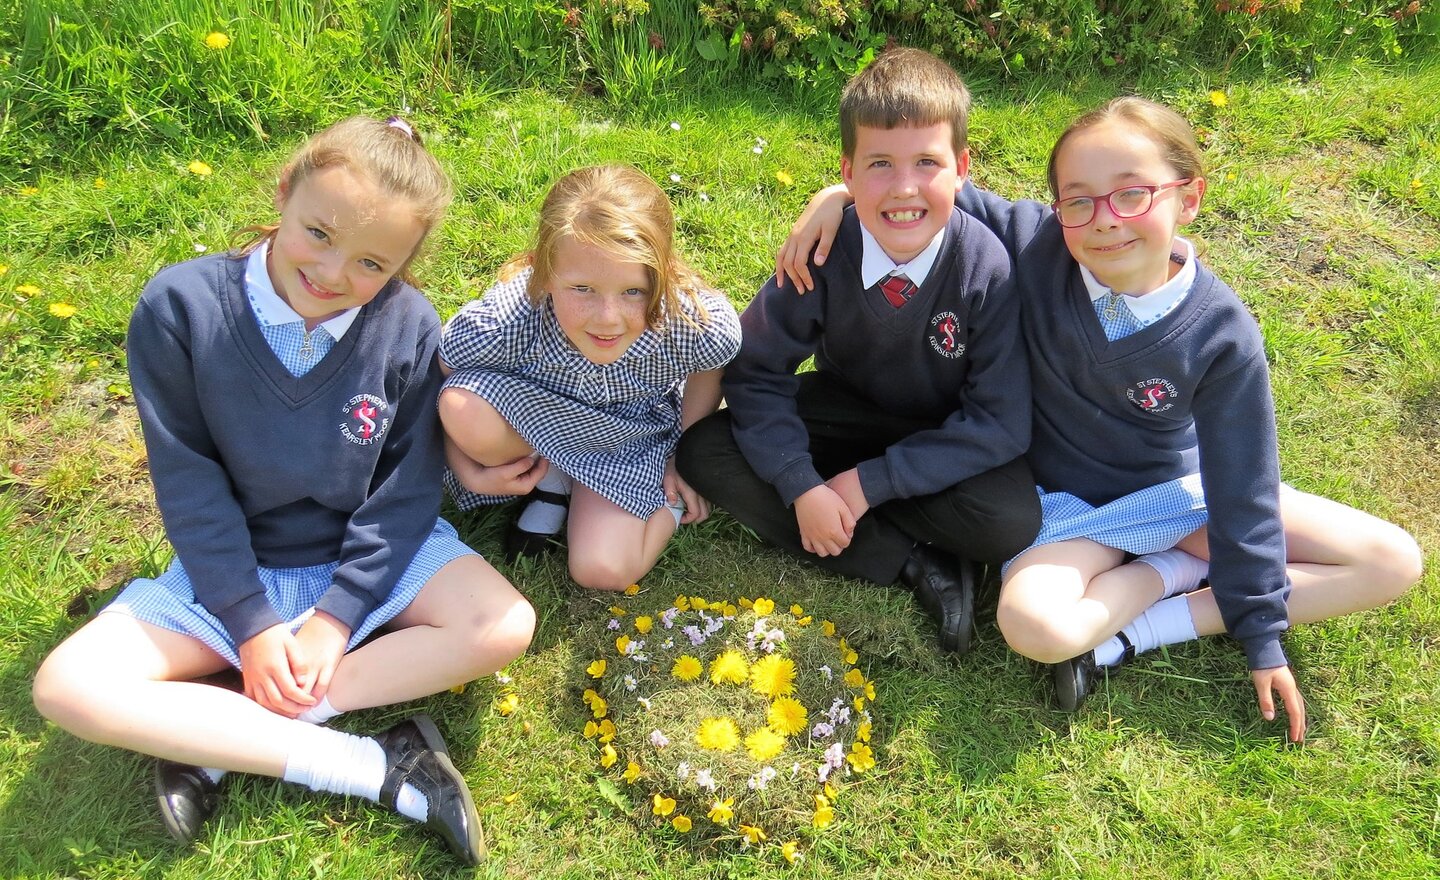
[1047,97,1204,197]
[839,47,971,160]
[235,115,453,285]
[502,165,708,330]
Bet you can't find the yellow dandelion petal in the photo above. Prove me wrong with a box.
[622,760,642,783]
[749,654,796,698]
[696,717,741,751]
[19,186,39,196]
[598,719,616,743]
[609,605,627,616]
[48,302,77,319]
[16,283,41,297]
[93,177,106,189]
[821,620,836,637]
[776,170,795,187]
[767,697,808,736]
[709,649,749,685]
[599,743,618,768]
[634,615,653,634]
[495,693,519,716]
[503,791,520,804]
[672,815,693,832]
[744,727,786,762]
[583,720,599,739]
[782,840,803,863]
[0,265,8,276]
[672,654,703,681]
[752,597,775,616]
[1208,90,1228,108]
[652,793,676,816]
[674,595,690,611]
[623,583,640,596]
[1412,178,1424,189]
[708,798,734,825]
[615,634,631,655]
[843,667,865,689]
[824,782,838,800]
[186,160,213,177]
[690,596,709,610]
[448,682,466,694]
[847,741,876,773]
[587,658,607,678]
[739,823,768,844]
[204,31,231,50]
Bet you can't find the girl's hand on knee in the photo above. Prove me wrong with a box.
[775,183,851,293]
[664,458,709,524]
[1251,665,1307,743]
[238,624,317,717]
[293,612,350,702]
[457,453,548,497]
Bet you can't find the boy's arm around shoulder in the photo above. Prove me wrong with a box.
[721,272,830,505]
[127,271,281,645]
[955,180,1053,257]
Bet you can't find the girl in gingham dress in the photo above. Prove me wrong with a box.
[440,165,741,590]
[781,97,1421,743]
[33,117,534,865]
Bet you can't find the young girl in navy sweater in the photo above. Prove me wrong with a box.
[32,117,535,864]
[438,165,741,589]
[781,97,1422,743]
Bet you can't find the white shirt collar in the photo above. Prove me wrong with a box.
[859,222,947,289]
[1081,237,1197,325]
[244,241,360,340]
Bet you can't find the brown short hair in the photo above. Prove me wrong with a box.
[839,47,971,159]
[1047,96,1204,197]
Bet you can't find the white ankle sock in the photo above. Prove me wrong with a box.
[536,465,572,495]
[279,725,430,822]
[204,695,344,783]
[1134,548,1208,599]
[518,465,572,534]
[1094,595,1198,667]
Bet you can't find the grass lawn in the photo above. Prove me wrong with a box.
[1,57,1437,879]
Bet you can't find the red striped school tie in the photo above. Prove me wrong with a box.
[880,273,915,308]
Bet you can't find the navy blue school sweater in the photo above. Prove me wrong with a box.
[956,183,1289,671]
[724,206,1029,509]
[127,253,446,646]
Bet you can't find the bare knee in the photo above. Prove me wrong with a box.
[480,596,535,668]
[996,600,1093,664]
[1362,523,1425,605]
[437,388,525,466]
[33,649,108,738]
[568,552,644,592]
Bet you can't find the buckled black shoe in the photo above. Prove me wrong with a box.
[154,760,221,843]
[899,544,976,655]
[374,714,485,866]
[504,488,569,560]
[1052,632,1134,712]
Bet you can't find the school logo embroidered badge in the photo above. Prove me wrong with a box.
[1127,378,1178,414]
[340,393,391,446]
[927,311,966,360]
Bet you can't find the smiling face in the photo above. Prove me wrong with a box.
[544,234,653,365]
[1052,121,1205,295]
[266,165,425,328]
[842,122,968,264]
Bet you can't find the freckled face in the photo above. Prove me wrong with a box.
[545,235,652,365]
[1053,121,1204,295]
[267,165,425,328]
[842,122,968,264]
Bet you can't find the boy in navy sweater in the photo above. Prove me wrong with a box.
[678,48,1039,653]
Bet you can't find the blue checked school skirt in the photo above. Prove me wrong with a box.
[1002,474,1209,575]
[103,518,476,667]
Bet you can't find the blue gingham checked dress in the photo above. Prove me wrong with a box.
[441,269,741,519]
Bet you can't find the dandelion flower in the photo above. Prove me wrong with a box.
[16,283,41,297]
[672,815,693,832]
[599,743,618,768]
[0,265,8,276]
[652,793,676,816]
[495,693,519,716]
[709,649,749,685]
[586,658,606,678]
[739,824,767,844]
[848,741,876,773]
[671,654,703,681]
[782,841,803,863]
[843,667,865,689]
[768,697,808,736]
[48,302,77,319]
[752,597,775,616]
[695,717,740,751]
[748,654,796,698]
[204,31,231,50]
[708,798,734,825]
[94,177,106,189]
[623,583,640,596]
[634,615,653,634]
[187,160,213,177]
[674,595,690,611]
[1208,90,1228,108]
[623,761,642,783]
[690,595,709,610]
[744,727,786,762]
[776,170,794,187]
[19,186,38,196]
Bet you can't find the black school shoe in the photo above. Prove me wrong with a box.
[899,544,976,655]
[503,488,570,560]
[155,760,222,843]
[374,714,485,866]
[1052,632,1135,712]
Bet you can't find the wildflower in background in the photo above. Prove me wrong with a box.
[768,697,807,735]
[818,664,833,682]
[752,597,775,615]
[1412,178,1424,190]
[19,186,38,196]
[0,265,8,276]
[856,720,872,742]
[838,638,858,665]
[844,668,865,689]
[812,721,835,739]
[848,741,876,772]
[698,192,710,203]
[776,170,795,187]
[94,177,106,189]
[649,728,670,748]
[782,841,803,864]
[495,693,519,716]
[821,620,836,637]
[709,649,748,684]
[623,674,638,691]
[696,717,740,751]
[708,798,734,824]
[623,761,642,783]
[624,583,640,596]
[448,682,467,694]
[193,243,207,253]
[660,607,679,628]
[1208,90,1228,108]
[600,743,618,768]
[494,671,512,685]
[187,161,213,177]
[669,173,682,183]
[204,31,231,50]
[606,618,620,630]
[637,696,651,710]
[587,658,607,678]
[739,823,767,844]
[672,815,693,832]
[748,766,778,789]
[652,794,676,816]
[749,654,796,697]
[670,121,681,131]
[598,719,616,743]
[583,720,598,739]
[813,793,835,828]
[16,283,40,298]
[503,792,519,804]
[676,762,690,779]
[745,727,785,762]
[693,768,716,790]
[609,605,627,616]
[616,634,631,655]
[634,615,653,633]
[672,654,703,681]
[590,694,608,718]
[674,595,690,611]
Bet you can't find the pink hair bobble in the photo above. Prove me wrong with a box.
[384,116,421,144]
